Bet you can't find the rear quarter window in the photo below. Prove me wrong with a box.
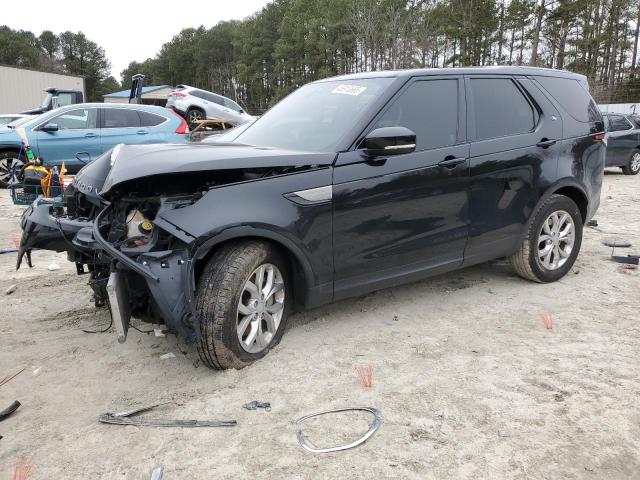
[139,111,167,127]
[535,76,601,123]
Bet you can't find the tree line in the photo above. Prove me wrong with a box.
[122,0,640,113]
[0,26,119,101]
[2,0,640,112]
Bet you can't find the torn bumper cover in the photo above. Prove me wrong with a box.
[92,206,195,340]
[17,200,91,269]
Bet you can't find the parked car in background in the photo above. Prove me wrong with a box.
[19,66,605,370]
[0,114,30,126]
[167,85,254,125]
[0,103,188,187]
[603,113,640,175]
[21,88,85,115]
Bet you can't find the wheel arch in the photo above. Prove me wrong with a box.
[190,227,316,308]
[525,179,589,234]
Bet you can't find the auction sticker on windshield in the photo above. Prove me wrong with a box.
[332,85,367,96]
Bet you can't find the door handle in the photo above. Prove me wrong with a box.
[136,130,148,135]
[438,156,466,169]
[536,138,557,148]
[84,133,97,138]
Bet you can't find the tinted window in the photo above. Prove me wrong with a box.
[103,108,141,128]
[51,108,98,129]
[224,98,242,111]
[608,115,632,132]
[470,78,535,140]
[139,111,167,127]
[235,77,394,152]
[190,90,204,99]
[535,76,600,123]
[629,115,640,129]
[375,79,458,150]
[206,93,224,105]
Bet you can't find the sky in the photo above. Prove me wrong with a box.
[6,0,271,81]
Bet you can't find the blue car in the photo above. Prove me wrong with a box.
[0,103,189,187]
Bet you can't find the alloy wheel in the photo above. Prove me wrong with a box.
[236,263,285,353]
[0,156,15,184]
[537,210,575,270]
[631,152,640,173]
[188,110,203,123]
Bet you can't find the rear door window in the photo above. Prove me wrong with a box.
[608,115,632,132]
[138,111,167,127]
[223,98,242,111]
[374,79,459,151]
[470,78,535,140]
[535,76,600,123]
[103,108,141,128]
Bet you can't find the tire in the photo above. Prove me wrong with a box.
[510,194,583,283]
[0,150,24,188]
[196,240,290,370]
[621,150,640,175]
[186,107,205,126]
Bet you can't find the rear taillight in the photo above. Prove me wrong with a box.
[594,132,605,141]
[175,117,189,134]
[171,92,187,98]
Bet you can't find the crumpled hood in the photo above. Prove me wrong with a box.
[101,143,335,194]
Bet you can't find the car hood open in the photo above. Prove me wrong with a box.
[101,143,335,194]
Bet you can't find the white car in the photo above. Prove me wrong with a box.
[166,85,254,125]
[0,114,30,126]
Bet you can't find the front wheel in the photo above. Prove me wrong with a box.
[0,151,23,188]
[622,150,640,175]
[196,241,289,370]
[510,194,583,283]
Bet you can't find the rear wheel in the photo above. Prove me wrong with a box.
[186,107,205,126]
[622,150,640,175]
[196,241,289,370]
[510,194,583,283]
[0,150,24,188]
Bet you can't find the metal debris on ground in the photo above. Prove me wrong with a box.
[12,458,32,480]
[1,368,25,387]
[98,402,237,428]
[603,239,632,248]
[611,255,640,265]
[0,401,21,422]
[355,365,374,389]
[540,312,553,330]
[295,406,383,453]
[243,400,271,411]
[5,284,17,295]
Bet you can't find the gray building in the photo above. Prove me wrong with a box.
[0,65,85,114]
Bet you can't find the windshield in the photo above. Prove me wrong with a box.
[41,93,53,109]
[202,121,254,144]
[235,78,394,152]
[7,116,33,128]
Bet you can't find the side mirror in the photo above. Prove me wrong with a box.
[361,126,416,157]
[42,123,59,133]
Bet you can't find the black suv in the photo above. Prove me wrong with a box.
[602,113,640,175]
[19,67,605,369]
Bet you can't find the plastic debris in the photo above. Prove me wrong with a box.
[0,401,21,422]
[586,219,598,227]
[1,368,25,387]
[5,284,17,295]
[47,262,60,271]
[243,400,271,411]
[12,458,32,480]
[150,466,164,480]
[154,328,165,337]
[603,239,632,248]
[355,365,374,389]
[98,402,237,428]
[540,312,553,330]
[159,352,175,359]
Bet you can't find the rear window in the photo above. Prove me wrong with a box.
[103,108,141,128]
[139,111,167,127]
[535,76,600,123]
[470,78,535,140]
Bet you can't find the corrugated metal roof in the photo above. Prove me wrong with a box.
[103,85,171,98]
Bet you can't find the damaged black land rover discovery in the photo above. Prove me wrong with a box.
[19,67,605,369]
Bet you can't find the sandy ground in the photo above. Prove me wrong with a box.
[0,171,639,479]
